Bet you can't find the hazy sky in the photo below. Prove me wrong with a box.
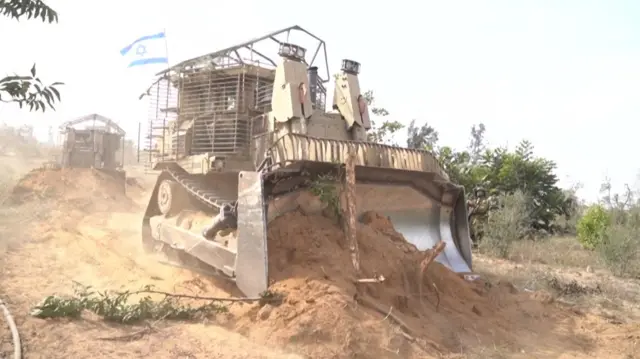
[1,0,639,201]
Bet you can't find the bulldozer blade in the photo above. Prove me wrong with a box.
[377,206,470,272]
[234,171,269,298]
[353,166,473,273]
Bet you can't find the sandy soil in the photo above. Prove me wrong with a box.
[0,167,302,359]
[0,164,638,359]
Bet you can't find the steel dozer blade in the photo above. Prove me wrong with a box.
[234,172,269,297]
[262,163,473,274]
[354,166,473,272]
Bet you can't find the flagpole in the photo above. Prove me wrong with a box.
[163,27,170,72]
[161,27,171,162]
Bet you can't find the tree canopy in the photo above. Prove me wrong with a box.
[0,0,62,112]
[363,90,574,235]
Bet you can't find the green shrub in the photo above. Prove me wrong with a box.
[597,207,640,277]
[479,191,529,258]
[576,205,609,250]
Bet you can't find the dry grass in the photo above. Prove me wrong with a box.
[476,191,640,325]
[474,236,640,325]
[506,236,603,270]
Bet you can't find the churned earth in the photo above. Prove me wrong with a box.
[0,165,638,359]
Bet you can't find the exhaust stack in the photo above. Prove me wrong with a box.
[333,59,371,141]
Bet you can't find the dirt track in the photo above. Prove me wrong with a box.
[0,165,638,358]
[0,167,302,359]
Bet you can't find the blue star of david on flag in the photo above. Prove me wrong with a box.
[136,45,147,57]
[120,31,168,68]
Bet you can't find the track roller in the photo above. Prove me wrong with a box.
[157,179,188,216]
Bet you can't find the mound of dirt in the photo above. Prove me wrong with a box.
[3,172,632,359]
[229,203,587,358]
[9,168,132,210]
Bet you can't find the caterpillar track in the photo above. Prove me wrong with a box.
[154,165,239,210]
[142,166,271,295]
[141,178,220,278]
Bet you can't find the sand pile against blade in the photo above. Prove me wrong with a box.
[230,206,582,359]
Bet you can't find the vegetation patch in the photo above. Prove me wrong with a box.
[309,173,343,221]
[31,283,284,324]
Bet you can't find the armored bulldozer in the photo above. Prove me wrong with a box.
[142,25,473,297]
[57,114,127,191]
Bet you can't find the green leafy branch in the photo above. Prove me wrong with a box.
[0,0,58,23]
[1,0,63,112]
[31,283,283,324]
[309,172,343,221]
[0,64,63,112]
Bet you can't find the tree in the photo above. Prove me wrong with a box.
[360,87,573,236]
[406,119,439,151]
[437,145,474,187]
[436,133,570,235]
[362,90,404,145]
[486,141,566,232]
[468,123,486,165]
[0,0,63,112]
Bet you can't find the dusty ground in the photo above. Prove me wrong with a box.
[0,165,302,359]
[0,161,638,358]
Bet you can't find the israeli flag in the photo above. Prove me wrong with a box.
[120,32,169,68]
